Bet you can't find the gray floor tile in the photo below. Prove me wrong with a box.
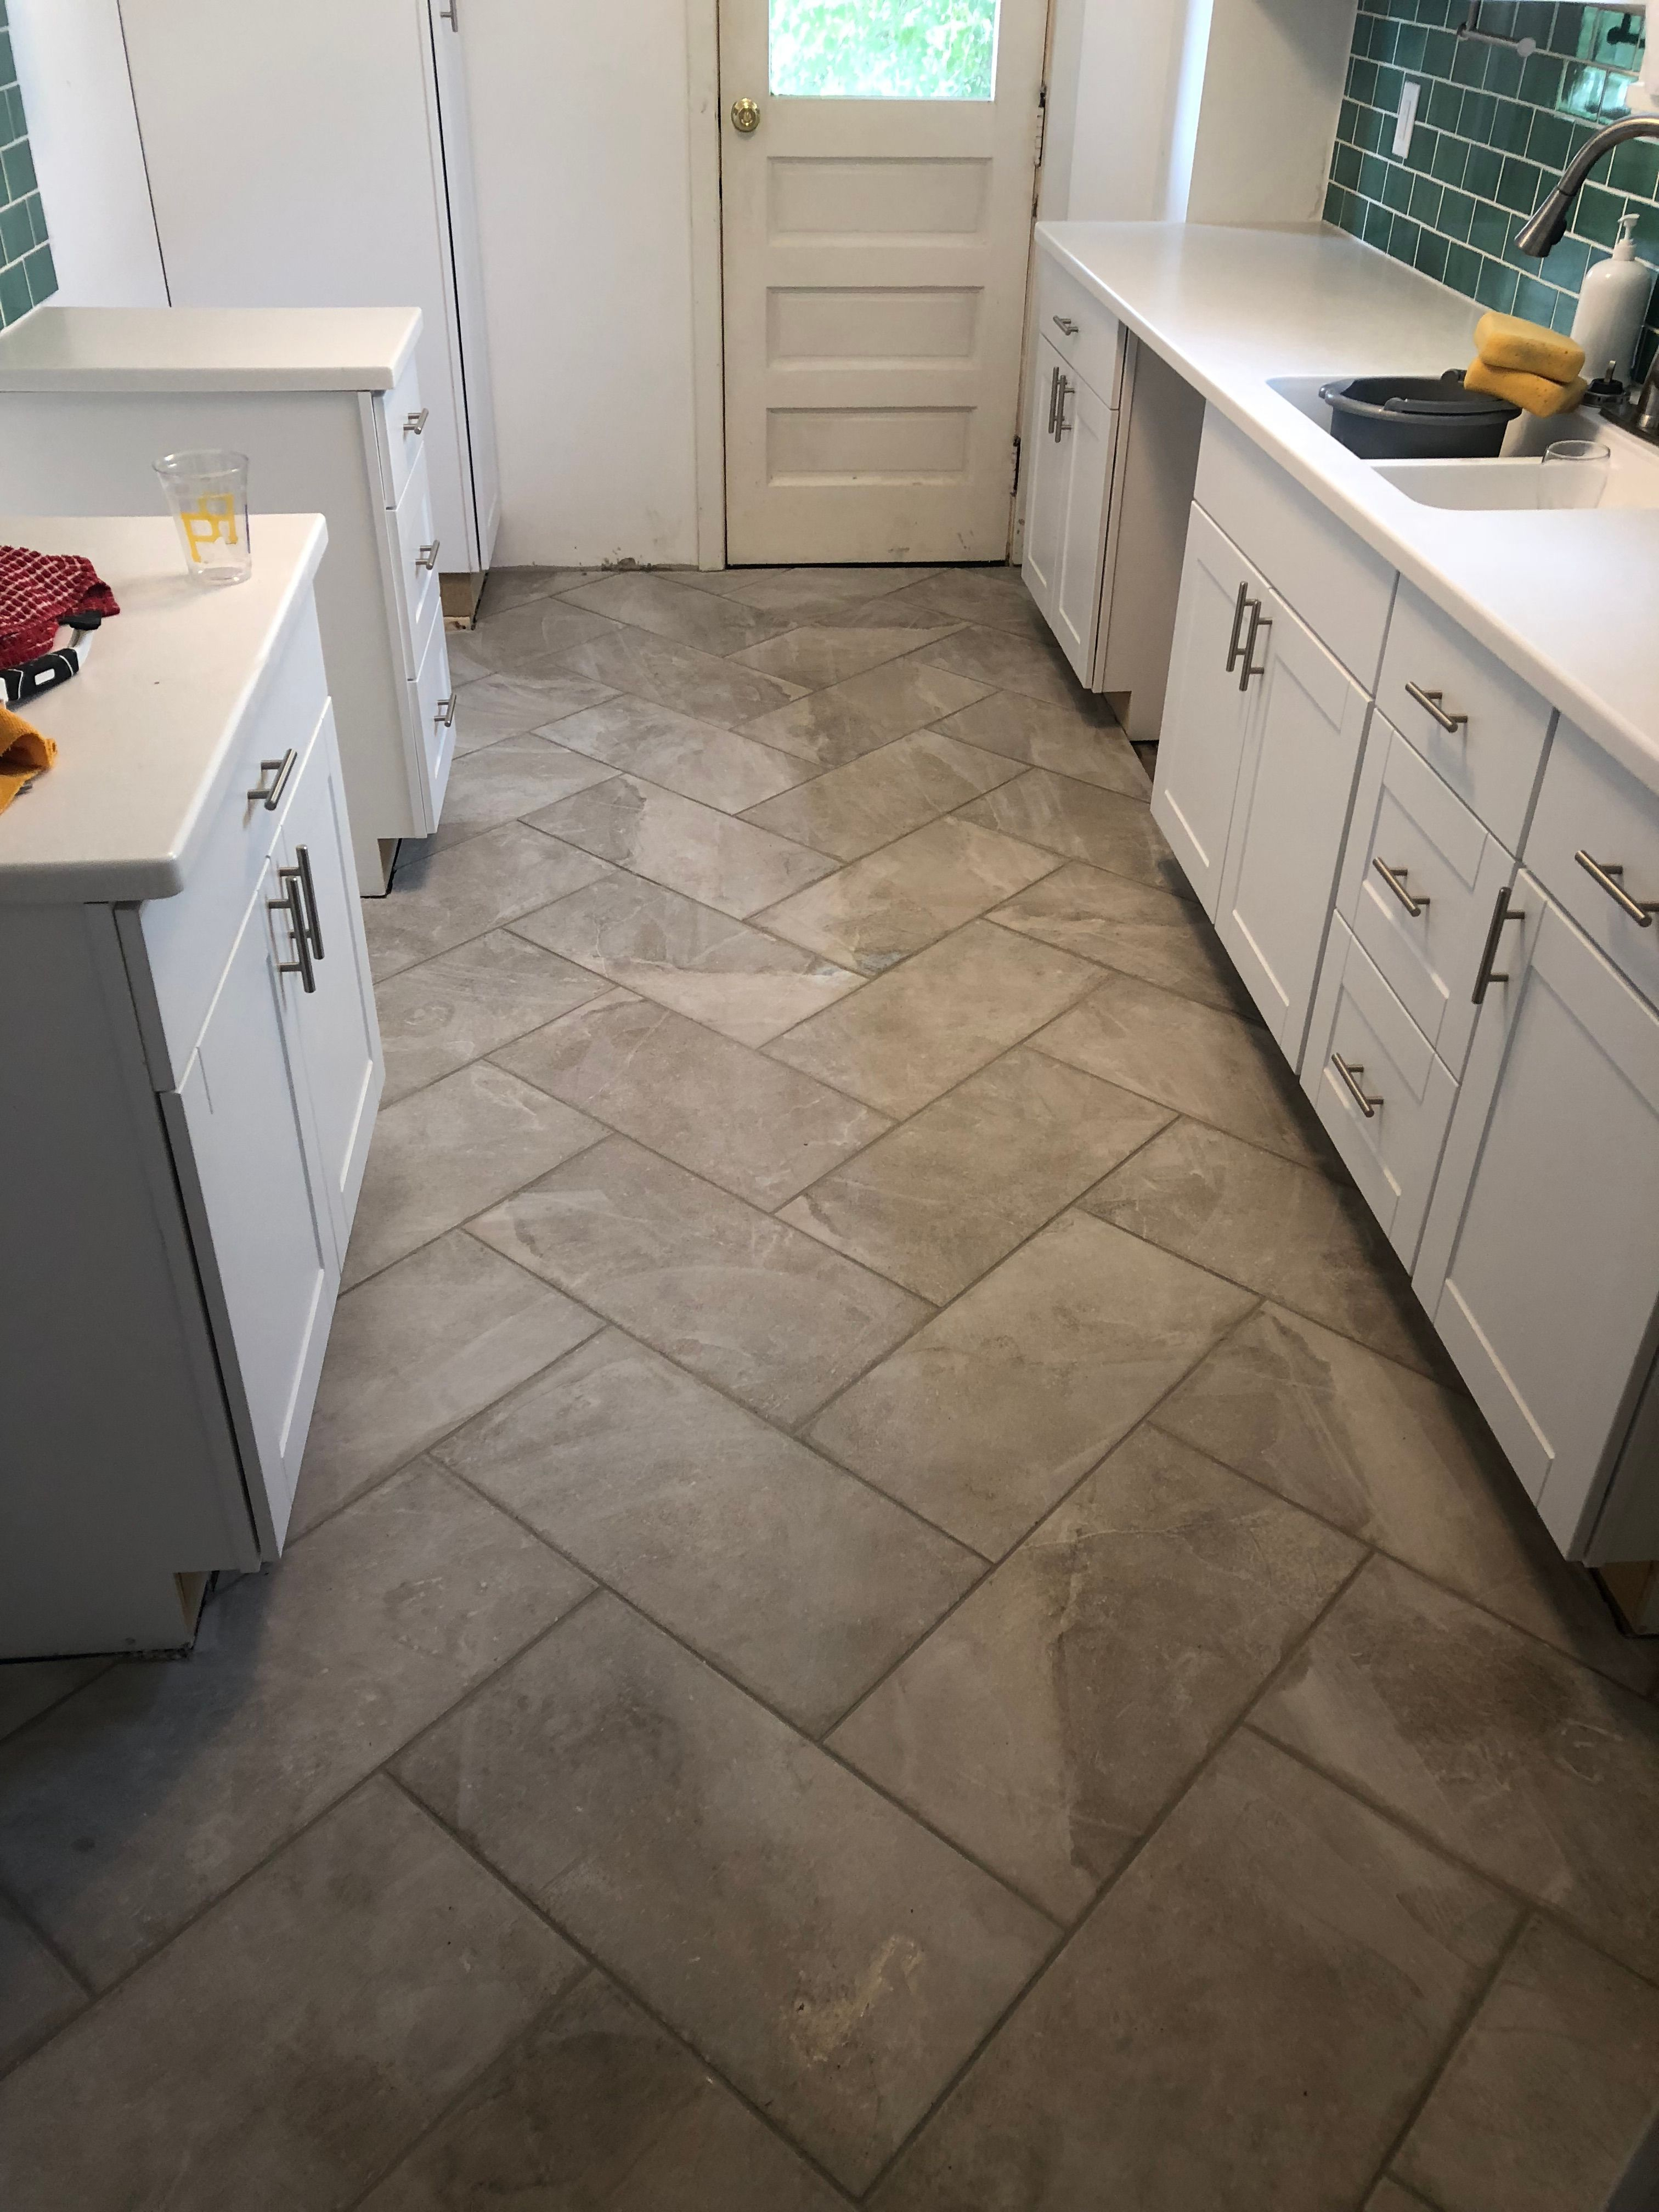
[529,775,837,919]
[469,1136,929,1426]
[757,816,1061,977]
[0,1658,111,1744]
[1155,1302,1657,1694]
[428,732,616,850]
[806,1212,1255,1555]
[442,632,491,684]
[0,1778,579,2212]
[467,595,622,678]
[360,1971,847,2212]
[780,1045,1172,1304]
[0,1464,591,1988]
[563,568,795,655]
[1084,1116,1438,1372]
[741,656,994,770]
[556,625,805,725]
[364,821,614,980]
[479,565,610,617]
[959,767,1191,891]
[732,620,955,690]
[743,726,1023,862]
[992,859,1259,1014]
[0,1899,83,2073]
[1032,968,1331,1167]
[767,919,1102,1120]
[374,928,612,1105]
[513,873,864,1046]
[452,669,615,755]
[1368,2185,1436,2212]
[1254,1554,1659,1981]
[934,692,1149,794]
[543,693,809,813]
[914,623,1082,706]
[342,1059,603,1290]
[892,567,1054,641]
[294,1230,602,1534]
[684,565,932,614]
[872,1731,1515,2212]
[496,992,890,1211]
[1393,1916,1659,2212]
[433,1329,979,1731]
[832,1426,1361,1918]
[395,1595,1053,2192]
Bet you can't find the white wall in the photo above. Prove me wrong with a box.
[8,0,166,307]
[1186,0,1359,225]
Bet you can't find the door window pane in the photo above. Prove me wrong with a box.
[769,0,1000,100]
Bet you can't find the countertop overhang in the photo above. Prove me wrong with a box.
[1037,221,1659,796]
[0,307,422,393]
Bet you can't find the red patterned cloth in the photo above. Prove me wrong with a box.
[0,545,121,666]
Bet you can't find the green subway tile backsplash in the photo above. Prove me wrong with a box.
[1326,3,1658,381]
[0,0,56,332]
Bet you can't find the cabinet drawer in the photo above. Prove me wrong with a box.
[393,446,444,667]
[1304,914,1457,1269]
[1194,410,1396,687]
[1376,579,1553,850]
[1525,716,1659,1011]
[1340,717,1516,1074]
[1035,251,1122,404]
[413,606,457,832]
[371,349,427,511]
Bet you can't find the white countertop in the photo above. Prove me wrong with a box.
[1039,222,1659,795]
[0,513,327,903]
[0,307,421,393]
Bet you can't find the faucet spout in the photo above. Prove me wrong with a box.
[1517,117,1659,256]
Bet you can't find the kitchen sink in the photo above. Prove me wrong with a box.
[1375,449,1659,511]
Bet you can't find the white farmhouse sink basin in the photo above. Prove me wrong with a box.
[1376,447,1659,511]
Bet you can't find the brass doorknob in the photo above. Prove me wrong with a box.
[731,97,760,133]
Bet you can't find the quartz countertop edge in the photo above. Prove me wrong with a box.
[0,306,422,392]
[1039,220,1659,799]
[0,514,329,904]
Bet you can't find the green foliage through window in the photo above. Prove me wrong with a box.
[769,0,999,100]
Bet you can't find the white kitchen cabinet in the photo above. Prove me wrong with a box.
[1022,334,1115,682]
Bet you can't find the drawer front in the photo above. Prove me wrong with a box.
[135,609,330,1087]
[394,447,444,665]
[1194,410,1396,688]
[1376,579,1553,849]
[413,607,456,832]
[1525,715,1659,1011]
[1304,913,1458,1269]
[372,351,426,511]
[1341,717,1515,1074]
[1035,251,1122,404]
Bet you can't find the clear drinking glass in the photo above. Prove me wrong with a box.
[154,449,252,584]
[1539,439,1612,511]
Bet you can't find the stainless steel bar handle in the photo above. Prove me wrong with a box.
[247,748,297,812]
[1239,602,1271,693]
[439,1,459,27]
[1373,858,1429,918]
[294,843,324,961]
[435,694,458,729]
[1331,1053,1383,1119]
[1047,365,1060,437]
[1471,884,1524,1003]
[1224,580,1251,673]
[1054,376,1072,440]
[1574,849,1658,927]
[416,540,442,572]
[270,871,316,994]
[1052,315,1079,336]
[404,408,430,436]
[1405,681,1469,734]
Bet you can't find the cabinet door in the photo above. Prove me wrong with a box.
[1216,588,1370,1062]
[278,708,384,1265]
[1020,336,1068,626]
[1414,880,1659,1557]
[1150,505,1265,917]
[1050,364,1114,683]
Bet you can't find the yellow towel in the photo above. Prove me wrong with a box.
[0,704,55,814]
[1474,312,1585,382]
[1465,354,1588,417]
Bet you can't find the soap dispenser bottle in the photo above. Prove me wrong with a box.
[1571,213,1655,389]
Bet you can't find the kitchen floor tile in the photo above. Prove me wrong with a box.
[780,1045,1172,1304]
[1155,1302,1656,1693]
[294,1229,602,1534]
[495,992,890,1210]
[427,732,616,850]
[469,1135,929,1425]
[959,767,1192,891]
[432,1329,979,1731]
[0,1778,580,2212]
[831,1426,1360,1920]
[342,1059,603,1290]
[528,775,836,919]
[806,1211,1255,1555]
[557,625,805,725]
[395,1595,1053,2192]
[0,1464,591,1989]
[1032,968,1330,1166]
[768,918,1098,1118]
[0,1901,83,2074]
[452,669,615,755]
[731,621,955,690]
[914,622,1082,706]
[1254,1554,1659,1981]
[512,872,864,1046]
[685,565,935,625]
[479,565,610,616]
[363,821,614,980]
[871,1731,1515,2212]
[563,569,794,655]
[467,595,622,678]
[373,928,612,1104]
[1393,1916,1659,2212]
[992,859,1258,1014]
[757,815,1060,977]
[541,693,809,813]
[741,656,993,770]
[0,1659,111,1745]
[359,1972,847,2212]
[885,567,1055,642]
[742,726,1023,861]
[933,689,1149,793]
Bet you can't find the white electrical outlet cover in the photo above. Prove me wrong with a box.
[1393,80,1421,159]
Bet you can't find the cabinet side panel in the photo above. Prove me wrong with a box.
[1098,346,1204,739]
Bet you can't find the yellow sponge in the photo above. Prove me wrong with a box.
[1474,311,1585,382]
[1465,354,1588,417]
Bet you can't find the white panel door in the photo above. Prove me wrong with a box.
[719,0,1049,563]
[1049,359,1113,681]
